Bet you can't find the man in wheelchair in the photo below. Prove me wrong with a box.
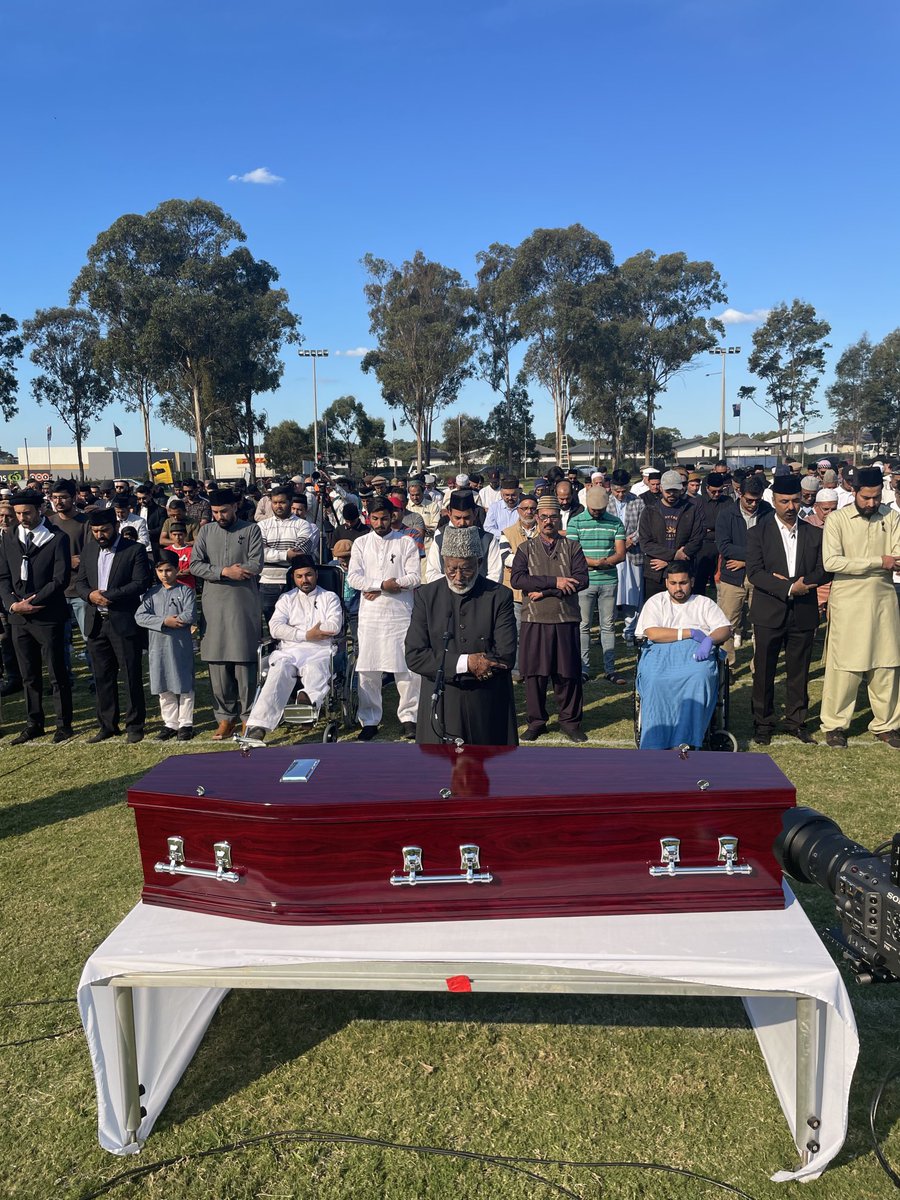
[243,556,343,746]
[634,562,732,749]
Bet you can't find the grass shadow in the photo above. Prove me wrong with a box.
[0,771,144,840]
[158,985,748,1131]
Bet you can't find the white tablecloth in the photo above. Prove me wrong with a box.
[78,886,858,1181]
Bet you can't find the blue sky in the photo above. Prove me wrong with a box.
[2,0,899,460]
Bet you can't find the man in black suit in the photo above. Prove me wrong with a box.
[135,482,167,558]
[745,474,831,745]
[0,491,74,743]
[75,508,153,743]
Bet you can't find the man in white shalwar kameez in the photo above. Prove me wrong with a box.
[820,467,900,746]
[243,558,343,744]
[347,498,421,740]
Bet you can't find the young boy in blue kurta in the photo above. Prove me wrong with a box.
[135,550,197,741]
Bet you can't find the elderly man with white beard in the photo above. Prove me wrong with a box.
[405,525,518,745]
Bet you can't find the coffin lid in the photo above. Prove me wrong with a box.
[127,744,794,824]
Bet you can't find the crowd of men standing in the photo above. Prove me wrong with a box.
[1,452,899,750]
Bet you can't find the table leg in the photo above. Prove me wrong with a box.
[795,996,821,1165]
[112,985,142,1146]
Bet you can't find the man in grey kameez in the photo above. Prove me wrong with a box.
[189,488,264,738]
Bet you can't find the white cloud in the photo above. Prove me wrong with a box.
[718,307,771,325]
[227,167,284,185]
[334,347,371,357]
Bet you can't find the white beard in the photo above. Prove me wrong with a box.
[446,576,478,595]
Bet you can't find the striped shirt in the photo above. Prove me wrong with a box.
[257,515,313,585]
[565,509,625,586]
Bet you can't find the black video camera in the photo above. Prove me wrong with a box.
[775,808,900,984]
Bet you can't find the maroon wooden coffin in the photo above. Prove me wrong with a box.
[127,744,794,925]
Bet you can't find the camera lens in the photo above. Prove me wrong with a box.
[774,807,873,891]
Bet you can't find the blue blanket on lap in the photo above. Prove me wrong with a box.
[636,638,720,750]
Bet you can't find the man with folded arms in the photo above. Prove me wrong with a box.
[510,495,589,743]
[820,466,900,747]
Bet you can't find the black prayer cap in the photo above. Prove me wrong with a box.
[448,489,476,511]
[771,474,802,495]
[156,549,179,569]
[13,490,43,507]
[88,508,116,525]
[207,488,236,506]
[854,467,882,489]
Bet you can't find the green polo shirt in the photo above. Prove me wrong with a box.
[566,509,625,586]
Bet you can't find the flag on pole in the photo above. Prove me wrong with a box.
[392,418,397,432]
[732,404,741,418]
[113,424,123,438]
[46,426,52,440]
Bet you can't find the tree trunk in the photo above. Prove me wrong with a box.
[75,423,85,482]
[644,393,654,465]
[141,379,153,479]
[245,386,256,484]
[192,381,206,481]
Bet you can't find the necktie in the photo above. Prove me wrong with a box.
[21,531,33,584]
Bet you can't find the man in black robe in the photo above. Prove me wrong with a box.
[405,525,518,745]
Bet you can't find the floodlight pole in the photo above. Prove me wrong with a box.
[710,346,741,462]
[299,349,329,465]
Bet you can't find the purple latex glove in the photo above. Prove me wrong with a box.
[688,628,706,643]
[693,634,714,662]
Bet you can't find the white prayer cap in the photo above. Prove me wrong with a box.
[640,466,654,476]
[591,471,604,481]
[424,473,436,484]
[817,488,838,502]
[873,460,884,469]
[455,473,470,487]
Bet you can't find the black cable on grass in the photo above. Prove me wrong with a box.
[76,1129,760,1200]
[1,998,76,1007]
[869,1060,900,1189]
[0,998,80,1048]
[0,1026,82,1049]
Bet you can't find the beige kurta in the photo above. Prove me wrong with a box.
[822,505,900,671]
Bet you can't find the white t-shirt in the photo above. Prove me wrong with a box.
[636,592,730,639]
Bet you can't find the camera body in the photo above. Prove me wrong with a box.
[775,808,900,984]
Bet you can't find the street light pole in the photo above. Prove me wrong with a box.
[709,346,741,463]
[298,349,329,466]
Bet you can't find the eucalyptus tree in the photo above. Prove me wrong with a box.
[472,242,530,474]
[361,250,476,471]
[825,334,874,463]
[22,307,113,479]
[0,313,23,420]
[747,300,831,460]
[506,225,614,464]
[619,251,727,464]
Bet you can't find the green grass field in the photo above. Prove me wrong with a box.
[1,630,898,1199]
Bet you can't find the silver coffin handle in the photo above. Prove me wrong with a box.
[648,835,753,878]
[390,844,494,887]
[154,836,241,884]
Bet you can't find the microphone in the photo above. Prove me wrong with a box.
[432,609,454,706]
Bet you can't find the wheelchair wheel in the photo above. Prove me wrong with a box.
[322,720,339,743]
[341,654,358,728]
[632,685,641,748]
[708,729,738,753]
